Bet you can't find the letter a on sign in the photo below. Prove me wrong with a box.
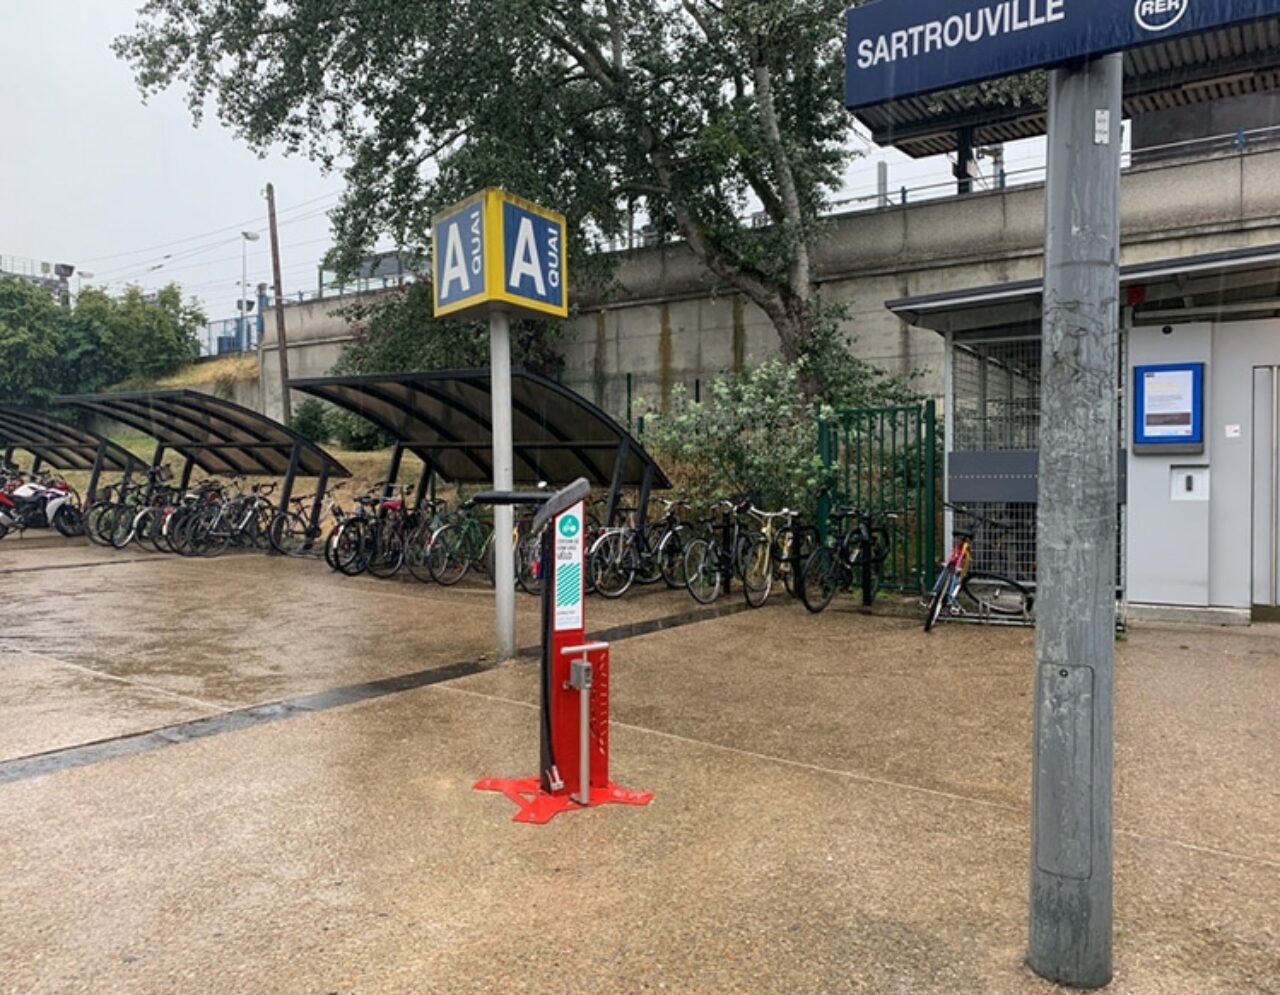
[508,218,547,297]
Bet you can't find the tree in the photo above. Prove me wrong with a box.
[0,278,65,407]
[115,1,855,365]
[331,279,562,379]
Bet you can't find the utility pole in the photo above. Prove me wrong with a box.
[1028,52,1122,991]
[265,182,292,423]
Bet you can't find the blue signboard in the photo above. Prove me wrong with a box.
[433,197,486,315]
[502,201,565,313]
[846,0,1280,109]
[1134,363,1205,449]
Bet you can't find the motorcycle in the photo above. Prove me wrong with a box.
[0,473,84,540]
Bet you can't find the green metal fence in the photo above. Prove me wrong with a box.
[818,401,940,593]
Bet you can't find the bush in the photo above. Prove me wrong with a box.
[328,408,392,451]
[640,360,835,516]
[288,398,331,444]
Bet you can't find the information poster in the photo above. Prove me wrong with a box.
[1134,363,1204,449]
[1142,369,1195,438]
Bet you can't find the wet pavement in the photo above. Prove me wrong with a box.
[0,537,1277,994]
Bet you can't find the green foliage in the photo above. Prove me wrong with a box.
[0,278,65,407]
[641,322,919,514]
[641,360,835,515]
[113,1,876,363]
[331,280,563,379]
[0,276,203,408]
[288,398,331,444]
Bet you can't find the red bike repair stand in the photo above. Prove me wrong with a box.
[471,480,653,825]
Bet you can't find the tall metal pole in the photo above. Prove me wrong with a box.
[1028,53,1122,990]
[240,236,248,351]
[266,183,292,424]
[490,309,517,660]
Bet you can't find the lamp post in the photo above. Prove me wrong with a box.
[240,231,261,349]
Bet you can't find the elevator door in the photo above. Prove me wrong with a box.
[1253,368,1280,608]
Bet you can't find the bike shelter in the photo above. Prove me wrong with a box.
[51,389,351,534]
[0,405,146,502]
[287,368,670,520]
[471,478,653,824]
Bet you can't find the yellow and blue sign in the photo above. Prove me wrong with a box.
[432,189,568,320]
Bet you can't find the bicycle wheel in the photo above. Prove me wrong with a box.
[589,531,637,600]
[195,506,230,557]
[132,507,163,552]
[657,525,691,589]
[684,538,722,605]
[269,510,310,556]
[366,520,405,578]
[799,546,839,614]
[108,504,137,550]
[516,530,545,594]
[741,533,773,609]
[404,520,436,583]
[333,519,370,576]
[634,523,665,586]
[961,572,1033,617]
[427,523,470,586]
[923,564,955,633]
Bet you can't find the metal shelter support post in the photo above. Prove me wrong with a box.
[413,464,433,512]
[382,443,404,500]
[278,441,302,531]
[178,456,194,494]
[30,456,43,475]
[490,309,517,661]
[1028,53,1122,991]
[955,125,974,195]
[636,463,655,529]
[604,439,630,527]
[308,466,329,540]
[145,443,166,501]
[86,441,108,505]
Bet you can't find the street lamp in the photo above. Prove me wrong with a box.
[240,231,261,348]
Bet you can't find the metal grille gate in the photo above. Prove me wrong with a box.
[818,402,940,593]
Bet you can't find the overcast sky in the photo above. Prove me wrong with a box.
[1,2,1043,327]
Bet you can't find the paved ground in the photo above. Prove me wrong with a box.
[0,536,1276,994]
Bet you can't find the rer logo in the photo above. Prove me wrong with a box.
[432,188,569,320]
[1135,0,1189,32]
[558,513,581,539]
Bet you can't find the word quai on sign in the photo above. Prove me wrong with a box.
[845,0,1280,110]
[432,188,569,321]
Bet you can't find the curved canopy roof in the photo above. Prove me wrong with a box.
[52,389,350,478]
[288,368,670,488]
[0,405,145,473]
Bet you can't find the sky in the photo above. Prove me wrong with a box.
[0,1,1046,326]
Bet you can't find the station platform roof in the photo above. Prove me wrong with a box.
[51,389,350,479]
[0,406,146,474]
[888,242,1280,341]
[288,368,670,489]
[855,17,1280,157]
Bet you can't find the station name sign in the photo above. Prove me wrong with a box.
[845,0,1280,109]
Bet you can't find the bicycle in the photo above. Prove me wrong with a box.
[683,496,754,605]
[586,498,692,599]
[739,505,804,609]
[799,508,895,614]
[923,503,1034,632]
[426,499,495,586]
[270,482,347,557]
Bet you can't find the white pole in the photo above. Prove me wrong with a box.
[490,309,517,661]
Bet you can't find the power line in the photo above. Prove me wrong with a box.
[76,189,343,266]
